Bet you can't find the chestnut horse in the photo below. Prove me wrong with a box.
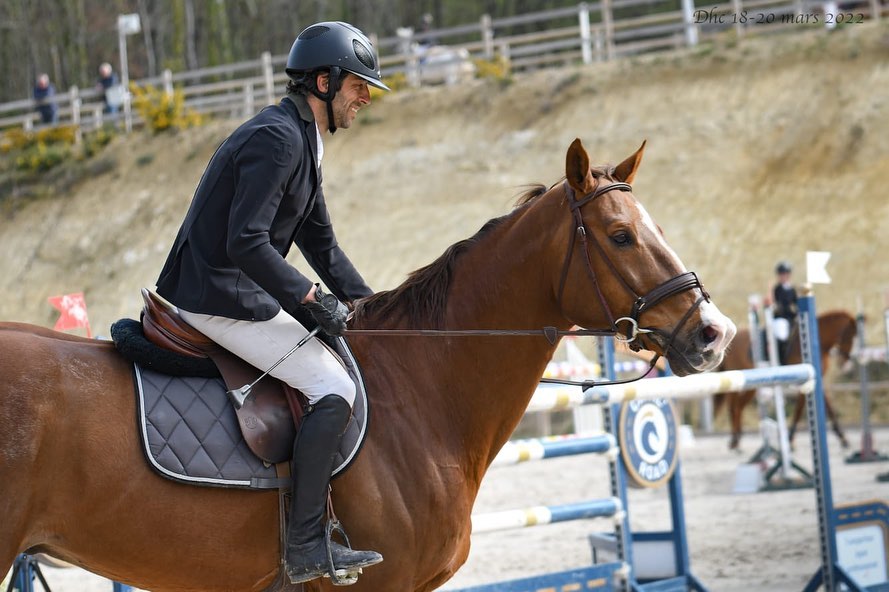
[715,310,855,450]
[0,139,735,591]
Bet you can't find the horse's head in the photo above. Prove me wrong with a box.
[555,138,736,375]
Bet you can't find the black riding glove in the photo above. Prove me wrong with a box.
[304,284,349,336]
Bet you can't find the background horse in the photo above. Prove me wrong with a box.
[0,139,734,591]
[715,310,855,450]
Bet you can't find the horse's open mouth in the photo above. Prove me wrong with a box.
[667,349,725,377]
[643,320,734,376]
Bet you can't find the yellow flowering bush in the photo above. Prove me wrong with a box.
[473,57,512,84]
[2,124,114,174]
[130,84,202,133]
[3,125,78,172]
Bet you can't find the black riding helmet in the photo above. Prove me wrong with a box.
[775,261,792,274]
[286,21,390,133]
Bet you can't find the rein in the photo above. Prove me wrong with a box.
[344,178,709,388]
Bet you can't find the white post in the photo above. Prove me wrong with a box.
[601,0,615,60]
[733,0,744,36]
[680,0,700,46]
[117,14,140,133]
[261,51,275,105]
[397,27,419,88]
[763,306,794,480]
[579,3,593,65]
[870,0,881,20]
[593,28,603,62]
[117,19,131,132]
[162,69,173,97]
[498,41,512,74]
[243,82,254,117]
[824,0,839,28]
[481,14,494,60]
[69,85,82,145]
[748,295,771,446]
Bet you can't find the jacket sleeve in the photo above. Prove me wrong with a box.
[295,184,373,303]
[226,126,315,314]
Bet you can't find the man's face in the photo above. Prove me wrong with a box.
[329,74,371,130]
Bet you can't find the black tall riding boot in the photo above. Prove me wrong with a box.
[285,394,383,584]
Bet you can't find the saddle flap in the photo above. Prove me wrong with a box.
[141,288,214,358]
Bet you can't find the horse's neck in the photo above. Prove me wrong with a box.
[825,314,855,357]
[409,208,570,481]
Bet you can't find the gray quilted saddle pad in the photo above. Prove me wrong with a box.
[133,338,369,489]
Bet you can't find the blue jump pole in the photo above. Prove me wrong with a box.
[798,290,865,592]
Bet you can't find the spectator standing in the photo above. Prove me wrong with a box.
[96,62,120,114]
[33,73,58,125]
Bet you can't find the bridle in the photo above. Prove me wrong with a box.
[557,179,709,355]
[344,177,711,386]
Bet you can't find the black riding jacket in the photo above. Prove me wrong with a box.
[156,93,372,320]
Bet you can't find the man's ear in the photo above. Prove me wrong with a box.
[315,72,329,94]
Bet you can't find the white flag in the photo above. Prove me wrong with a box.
[806,251,831,284]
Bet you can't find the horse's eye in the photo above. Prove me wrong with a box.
[611,231,632,246]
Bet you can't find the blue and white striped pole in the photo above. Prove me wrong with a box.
[471,498,623,533]
[491,434,617,467]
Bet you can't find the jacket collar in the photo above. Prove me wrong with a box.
[284,91,315,124]
[283,91,320,169]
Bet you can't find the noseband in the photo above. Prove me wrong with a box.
[557,179,710,356]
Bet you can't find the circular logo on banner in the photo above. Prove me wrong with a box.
[618,398,679,488]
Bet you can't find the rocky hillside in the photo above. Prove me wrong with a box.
[2,22,888,349]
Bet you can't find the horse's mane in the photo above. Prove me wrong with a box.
[353,184,552,328]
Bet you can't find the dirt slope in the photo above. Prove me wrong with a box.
[2,22,889,344]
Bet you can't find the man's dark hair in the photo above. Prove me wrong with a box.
[286,69,347,96]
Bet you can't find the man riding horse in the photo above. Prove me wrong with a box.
[154,21,387,584]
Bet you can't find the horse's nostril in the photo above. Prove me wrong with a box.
[701,325,719,344]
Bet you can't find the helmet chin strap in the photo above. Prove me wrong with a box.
[311,66,342,134]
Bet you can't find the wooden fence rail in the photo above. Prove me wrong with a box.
[1,0,885,136]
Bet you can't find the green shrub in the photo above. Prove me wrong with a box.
[15,141,70,172]
[80,127,115,159]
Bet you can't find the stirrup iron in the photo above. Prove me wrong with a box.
[325,520,360,586]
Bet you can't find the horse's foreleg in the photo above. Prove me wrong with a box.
[824,391,849,448]
[727,393,741,450]
[0,486,29,583]
[728,389,756,450]
[788,392,849,449]
[788,394,805,445]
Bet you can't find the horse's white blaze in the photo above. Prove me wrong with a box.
[634,201,737,360]
[634,201,685,272]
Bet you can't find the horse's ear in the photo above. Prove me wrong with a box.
[613,140,647,184]
[566,138,595,195]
